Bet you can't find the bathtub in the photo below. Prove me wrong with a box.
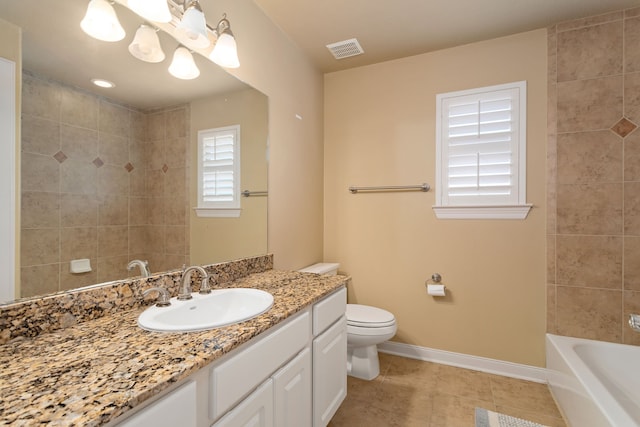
[546,334,640,427]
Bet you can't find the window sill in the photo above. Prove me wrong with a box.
[432,204,532,220]
[194,208,241,218]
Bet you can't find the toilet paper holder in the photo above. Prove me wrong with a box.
[425,273,446,296]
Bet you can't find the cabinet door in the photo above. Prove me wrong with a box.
[117,381,197,427]
[213,379,273,427]
[313,316,347,427]
[273,348,312,427]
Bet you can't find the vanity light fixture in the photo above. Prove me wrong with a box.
[80,0,126,42]
[209,14,240,68]
[127,0,172,23]
[91,78,116,88]
[175,0,210,49]
[128,24,166,63]
[168,46,200,79]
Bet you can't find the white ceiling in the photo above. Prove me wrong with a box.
[254,0,640,72]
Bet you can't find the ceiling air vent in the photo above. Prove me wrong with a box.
[326,38,364,60]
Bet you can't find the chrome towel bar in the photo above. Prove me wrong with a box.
[348,183,430,194]
[242,190,268,197]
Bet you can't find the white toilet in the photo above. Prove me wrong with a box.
[299,263,397,380]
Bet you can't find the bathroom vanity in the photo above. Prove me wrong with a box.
[0,264,348,427]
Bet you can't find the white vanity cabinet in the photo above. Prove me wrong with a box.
[113,286,346,427]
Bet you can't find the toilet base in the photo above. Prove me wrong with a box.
[347,344,380,380]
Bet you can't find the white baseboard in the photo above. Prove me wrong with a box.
[377,341,548,383]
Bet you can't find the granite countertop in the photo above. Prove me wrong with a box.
[0,270,348,426]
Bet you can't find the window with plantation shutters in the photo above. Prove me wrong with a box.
[433,81,531,219]
[196,125,241,217]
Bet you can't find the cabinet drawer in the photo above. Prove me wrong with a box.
[210,310,311,419]
[313,287,346,336]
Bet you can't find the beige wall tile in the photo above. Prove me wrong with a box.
[60,227,97,261]
[556,183,622,235]
[97,164,128,195]
[557,76,623,133]
[129,226,149,254]
[165,197,187,225]
[97,226,128,257]
[556,286,622,341]
[21,152,59,193]
[96,255,129,283]
[60,124,98,162]
[547,284,557,334]
[99,100,131,137]
[166,108,187,138]
[60,158,97,195]
[129,168,146,197]
[624,182,640,235]
[556,130,622,184]
[21,73,61,121]
[625,17,640,73]
[129,197,147,226]
[624,131,640,181]
[59,261,98,291]
[98,194,128,226]
[131,111,146,141]
[145,141,165,171]
[547,235,556,283]
[21,228,59,266]
[623,290,640,345]
[624,237,640,290]
[146,112,166,141]
[556,235,622,288]
[60,88,98,130]
[164,167,186,198]
[147,197,165,225]
[99,133,129,166]
[556,11,622,32]
[165,226,186,255]
[21,192,60,229]
[147,225,164,250]
[145,169,165,197]
[20,264,60,298]
[557,21,622,82]
[60,194,97,227]
[624,72,640,124]
[21,115,59,155]
[165,137,187,169]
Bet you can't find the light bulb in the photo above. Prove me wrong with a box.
[168,47,200,80]
[80,0,125,42]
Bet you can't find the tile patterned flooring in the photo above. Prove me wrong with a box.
[328,353,567,427]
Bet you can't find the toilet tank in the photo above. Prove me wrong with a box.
[299,263,340,275]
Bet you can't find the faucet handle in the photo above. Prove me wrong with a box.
[630,314,640,332]
[199,275,212,294]
[142,287,171,307]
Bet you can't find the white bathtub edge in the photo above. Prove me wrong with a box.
[377,341,547,383]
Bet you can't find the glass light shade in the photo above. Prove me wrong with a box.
[129,25,165,63]
[210,32,240,68]
[80,0,125,42]
[127,0,171,23]
[175,3,210,49]
[168,47,200,80]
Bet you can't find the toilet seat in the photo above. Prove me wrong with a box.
[346,304,396,328]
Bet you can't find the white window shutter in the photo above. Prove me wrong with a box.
[197,125,241,215]
[434,81,531,219]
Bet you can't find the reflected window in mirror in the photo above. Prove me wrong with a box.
[196,125,241,218]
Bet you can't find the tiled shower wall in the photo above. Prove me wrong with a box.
[20,72,189,298]
[547,8,640,345]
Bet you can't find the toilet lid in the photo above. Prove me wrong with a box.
[346,304,396,328]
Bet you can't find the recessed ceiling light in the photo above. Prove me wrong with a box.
[91,78,115,88]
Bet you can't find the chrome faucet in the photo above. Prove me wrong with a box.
[629,314,640,332]
[142,287,171,307]
[179,266,211,300]
[127,259,151,277]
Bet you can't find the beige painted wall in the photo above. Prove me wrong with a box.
[324,29,548,366]
[213,0,325,270]
[190,87,269,264]
[0,17,21,296]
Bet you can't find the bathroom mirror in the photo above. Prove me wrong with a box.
[0,0,268,303]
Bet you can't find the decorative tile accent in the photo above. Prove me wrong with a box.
[162,164,169,173]
[92,157,104,168]
[53,151,67,163]
[611,117,638,138]
[125,162,134,172]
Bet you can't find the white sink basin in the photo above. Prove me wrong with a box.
[138,288,274,332]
